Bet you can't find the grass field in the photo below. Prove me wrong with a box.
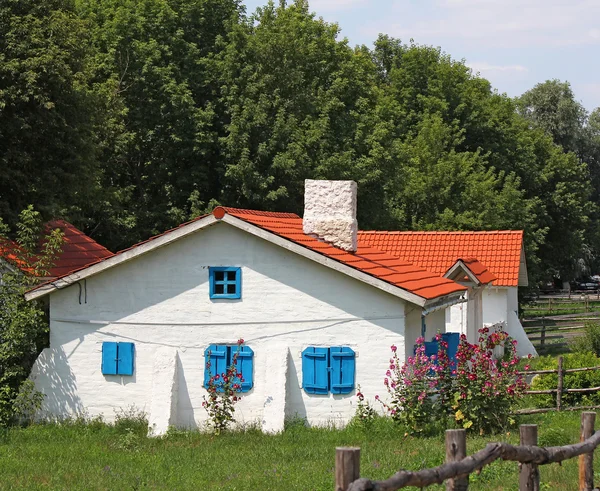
[0,411,597,490]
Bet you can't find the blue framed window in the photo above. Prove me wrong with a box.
[302,346,355,395]
[209,267,241,299]
[203,344,254,392]
[102,342,135,376]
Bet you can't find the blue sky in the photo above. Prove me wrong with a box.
[242,0,600,112]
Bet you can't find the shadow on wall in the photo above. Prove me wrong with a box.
[30,347,84,419]
[285,348,307,421]
[175,352,198,430]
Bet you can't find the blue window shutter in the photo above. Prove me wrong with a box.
[203,344,228,388]
[117,342,135,376]
[441,332,460,369]
[302,347,329,394]
[102,342,118,375]
[233,345,254,392]
[330,347,356,394]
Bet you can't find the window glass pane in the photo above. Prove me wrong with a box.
[215,271,225,281]
[226,271,237,281]
[227,284,237,294]
[215,284,224,294]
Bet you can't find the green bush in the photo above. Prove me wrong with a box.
[529,353,600,408]
[572,322,600,356]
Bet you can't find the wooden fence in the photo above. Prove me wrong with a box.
[517,356,600,414]
[522,316,600,353]
[335,412,600,491]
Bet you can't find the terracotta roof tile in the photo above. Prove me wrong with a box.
[220,207,465,301]
[358,231,523,287]
[1,220,113,278]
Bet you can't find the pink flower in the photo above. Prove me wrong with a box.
[237,338,245,345]
[375,395,379,400]
[391,345,397,352]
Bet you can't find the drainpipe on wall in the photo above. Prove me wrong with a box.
[421,314,426,339]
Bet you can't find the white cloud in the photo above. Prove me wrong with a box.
[363,0,600,49]
[467,62,528,73]
[308,0,366,12]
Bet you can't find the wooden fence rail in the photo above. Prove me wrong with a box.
[335,412,599,491]
[517,357,600,415]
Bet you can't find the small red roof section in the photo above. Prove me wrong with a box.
[445,258,496,285]
[215,207,466,301]
[1,220,113,278]
[44,220,114,278]
[358,230,524,287]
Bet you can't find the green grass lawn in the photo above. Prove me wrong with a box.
[0,411,598,490]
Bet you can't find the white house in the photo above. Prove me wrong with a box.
[26,180,469,435]
[358,231,537,357]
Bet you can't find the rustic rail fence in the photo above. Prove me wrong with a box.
[517,356,600,415]
[335,412,600,491]
[522,315,600,352]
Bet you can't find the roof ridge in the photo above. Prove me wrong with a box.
[358,230,524,235]
[218,207,300,219]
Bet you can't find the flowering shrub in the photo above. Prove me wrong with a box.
[452,328,528,434]
[378,342,437,431]
[380,329,528,434]
[202,339,245,434]
[350,385,377,428]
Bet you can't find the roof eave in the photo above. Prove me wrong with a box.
[25,215,219,301]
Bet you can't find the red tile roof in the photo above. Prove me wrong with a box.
[217,207,466,301]
[449,258,497,285]
[1,220,113,278]
[358,231,524,287]
[44,220,113,278]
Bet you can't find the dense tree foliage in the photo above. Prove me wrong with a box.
[0,207,63,425]
[0,0,102,227]
[0,0,599,284]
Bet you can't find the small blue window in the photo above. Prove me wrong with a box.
[302,346,355,395]
[209,267,241,299]
[102,342,135,376]
[204,344,254,392]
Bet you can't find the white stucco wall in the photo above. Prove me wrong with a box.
[31,223,420,432]
[483,287,536,357]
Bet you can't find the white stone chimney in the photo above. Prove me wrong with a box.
[303,179,358,252]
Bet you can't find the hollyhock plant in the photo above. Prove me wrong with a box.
[452,328,528,434]
[378,336,438,432]
[380,327,528,434]
[202,339,246,434]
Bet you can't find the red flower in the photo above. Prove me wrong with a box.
[237,338,245,345]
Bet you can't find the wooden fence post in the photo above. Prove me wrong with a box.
[519,424,540,491]
[445,429,468,490]
[540,317,546,349]
[579,412,596,491]
[335,447,360,491]
[557,356,564,412]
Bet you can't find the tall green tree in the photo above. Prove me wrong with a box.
[217,0,385,219]
[0,0,103,229]
[517,80,586,155]
[78,0,242,249]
